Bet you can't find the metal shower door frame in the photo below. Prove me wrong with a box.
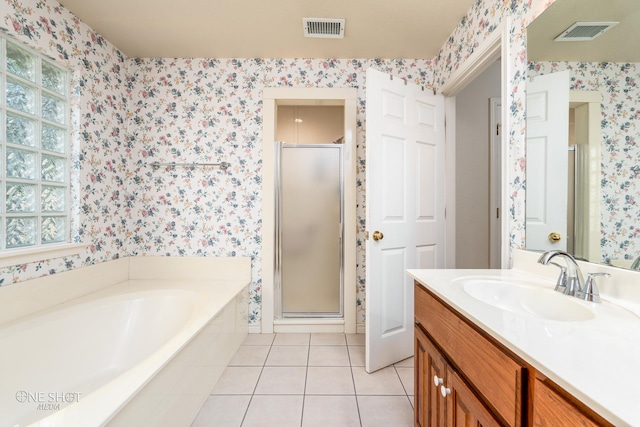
[274,142,344,318]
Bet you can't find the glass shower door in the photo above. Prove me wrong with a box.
[276,143,343,317]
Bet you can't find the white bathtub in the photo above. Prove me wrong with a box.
[0,257,250,427]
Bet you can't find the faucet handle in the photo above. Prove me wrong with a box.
[549,262,568,293]
[576,272,610,303]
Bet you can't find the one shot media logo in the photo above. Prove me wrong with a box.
[15,390,82,411]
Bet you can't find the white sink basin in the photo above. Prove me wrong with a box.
[460,279,595,321]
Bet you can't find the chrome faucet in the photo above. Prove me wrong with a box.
[548,262,568,293]
[631,256,640,271]
[537,250,584,297]
[576,272,610,303]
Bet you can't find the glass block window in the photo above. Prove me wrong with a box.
[1,38,70,250]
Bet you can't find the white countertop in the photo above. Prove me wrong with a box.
[407,267,640,427]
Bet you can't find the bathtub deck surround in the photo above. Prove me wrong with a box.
[0,256,250,427]
[192,333,414,427]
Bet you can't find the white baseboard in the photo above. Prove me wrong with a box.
[273,318,345,333]
[248,324,262,334]
[250,321,366,334]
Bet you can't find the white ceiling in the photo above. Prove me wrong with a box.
[56,0,476,59]
[527,0,640,62]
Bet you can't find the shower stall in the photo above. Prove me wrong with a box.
[275,142,343,318]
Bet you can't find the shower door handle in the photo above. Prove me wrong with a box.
[372,231,384,241]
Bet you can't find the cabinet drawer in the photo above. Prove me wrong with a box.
[415,282,524,426]
[533,377,612,427]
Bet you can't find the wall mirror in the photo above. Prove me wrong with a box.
[525,0,640,269]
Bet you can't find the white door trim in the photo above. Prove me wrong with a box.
[261,87,357,334]
[444,97,456,268]
[439,17,512,268]
[570,90,601,262]
[489,97,502,269]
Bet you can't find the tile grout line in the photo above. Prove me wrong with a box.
[393,364,415,410]
[346,340,364,427]
[239,335,275,427]
[393,365,408,396]
[300,337,311,427]
[221,334,412,427]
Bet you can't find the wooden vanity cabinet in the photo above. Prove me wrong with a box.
[414,281,615,427]
[415,282,522,426]
[532,376,613,427]
[415,324,501,427]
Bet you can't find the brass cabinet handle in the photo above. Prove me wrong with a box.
[372,231,384,241]
[548,232,562,243]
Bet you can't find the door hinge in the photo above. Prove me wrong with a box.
[365,231,369,240]
[496,208,500,219]
[496,123,501,136]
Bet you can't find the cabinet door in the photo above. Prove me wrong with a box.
[415,282,523,425]
[447,368,501,427]
[415,325,446,427]
[533,377,612,427]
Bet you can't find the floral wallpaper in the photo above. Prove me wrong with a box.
[126,57,433,326]
[0,0,568,329]
[0,0,130,284]
[0,0,434,328]
[432,0,557,254]
[529,62,640,264]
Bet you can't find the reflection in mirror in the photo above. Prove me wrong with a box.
[525,0,640,270]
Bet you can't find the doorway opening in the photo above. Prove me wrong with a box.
[261,88,357,334]
[454,60,502,269]
[439,19,511,269]
[274,105,345,318]
[569,90,601,262]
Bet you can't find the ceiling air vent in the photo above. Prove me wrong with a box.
[303,18,345,39]
[554,21,619,41]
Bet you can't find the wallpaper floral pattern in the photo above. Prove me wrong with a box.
[0,0,565,329]
[432,0,557,252]
[529,62,640,264]
[0,0,433,328]
[126,57,433,325]
[0,0,129,284]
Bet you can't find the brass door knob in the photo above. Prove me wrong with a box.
[548,232,562,243]
[372,231,384,241]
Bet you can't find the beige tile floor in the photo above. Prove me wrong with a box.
[191,333,414,427]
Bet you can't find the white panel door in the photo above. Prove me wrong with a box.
[365,68,445,373]
[526,71,570,251]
